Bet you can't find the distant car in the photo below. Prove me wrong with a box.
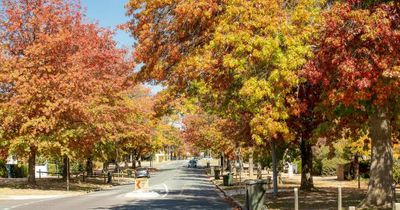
[135,167,150,178]
[188,159,197,168]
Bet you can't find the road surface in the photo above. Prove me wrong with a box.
[0,160,231,210]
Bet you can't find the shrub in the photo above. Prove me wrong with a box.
[321,158,348,176]
[0,160,7,178]
[70,162,84,173]
[394,159,400,184]
[14,164,28,178]
[47,163,62,175]
[293,159,301,174]
[313,159,323,176]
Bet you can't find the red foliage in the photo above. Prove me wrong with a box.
[0,0,134,157]
[303,2,400,108]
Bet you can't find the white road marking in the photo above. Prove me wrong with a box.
[162,183,168,198]
[4,195,67,210]
[124,190,160,199]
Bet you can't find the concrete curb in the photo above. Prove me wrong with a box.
[204,170,244,210]
[213,180,245,210]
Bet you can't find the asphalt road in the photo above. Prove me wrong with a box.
[0,160,231,210]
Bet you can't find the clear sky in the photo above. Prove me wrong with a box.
[81,0,133,47]
[81,0,163,94]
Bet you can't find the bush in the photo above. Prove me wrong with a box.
[394,159,400,184]
[47,163,62,174]
[0,160,7,178]
[321,158,348,176]
[293,159,301,174]
[14,164,28,178]
[70,162,84,173]
[313,159,323,176]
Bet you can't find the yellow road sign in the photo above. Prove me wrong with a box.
[134,178,149,190]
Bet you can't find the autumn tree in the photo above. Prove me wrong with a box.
[183,113,237,160]
[0,0,133,184]
[115,86,159,168]
[128,0,325,193]
[303,1,400,207]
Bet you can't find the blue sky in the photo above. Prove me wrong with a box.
[81,0,133,47]
[81,0,163,94]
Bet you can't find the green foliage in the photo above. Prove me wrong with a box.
[312,158,322,176]
[14,164,28,178]
[313,139,350,176]
[393,159,400,184]
[293,159,301,174]
[47,163,61,174]
[321,158,348,176]
[70,161,84,174]
[255,153,272,170]
[0,160,7,178]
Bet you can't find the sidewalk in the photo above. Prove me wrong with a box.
[207,169,376,210]
[0,187,84,200]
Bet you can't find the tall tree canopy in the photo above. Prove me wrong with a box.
[128,0,325,192]
[0,0,134,183]
[303,1,400,207]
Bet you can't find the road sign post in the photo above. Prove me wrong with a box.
[134,178,149,190]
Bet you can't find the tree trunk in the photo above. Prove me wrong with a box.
[220,153,224,174]
[300,139,314,191]
[271,140,278,196]
[62,156,69,181]
[86,157,93,177]
[132,159,136,169]
[103,161,109,173]
[66,157,70,191]
[249,148,254,178]
[354,154,360,189]
[27,145,36,185]
[363,107,393,208]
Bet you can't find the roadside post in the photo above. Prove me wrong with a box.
[134,178,149,191]
[214,167,221,180]
[294,188,298,210]
[107,172,112,184]
[392,183,396,210]
[338,186,342,210]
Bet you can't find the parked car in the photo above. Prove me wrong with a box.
[188,159,197,168]
[135,167,150,178]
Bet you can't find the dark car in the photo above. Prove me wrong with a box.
[188,159,197,168]
[135,167,150,178]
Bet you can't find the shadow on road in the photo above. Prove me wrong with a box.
[94,190,231,210]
